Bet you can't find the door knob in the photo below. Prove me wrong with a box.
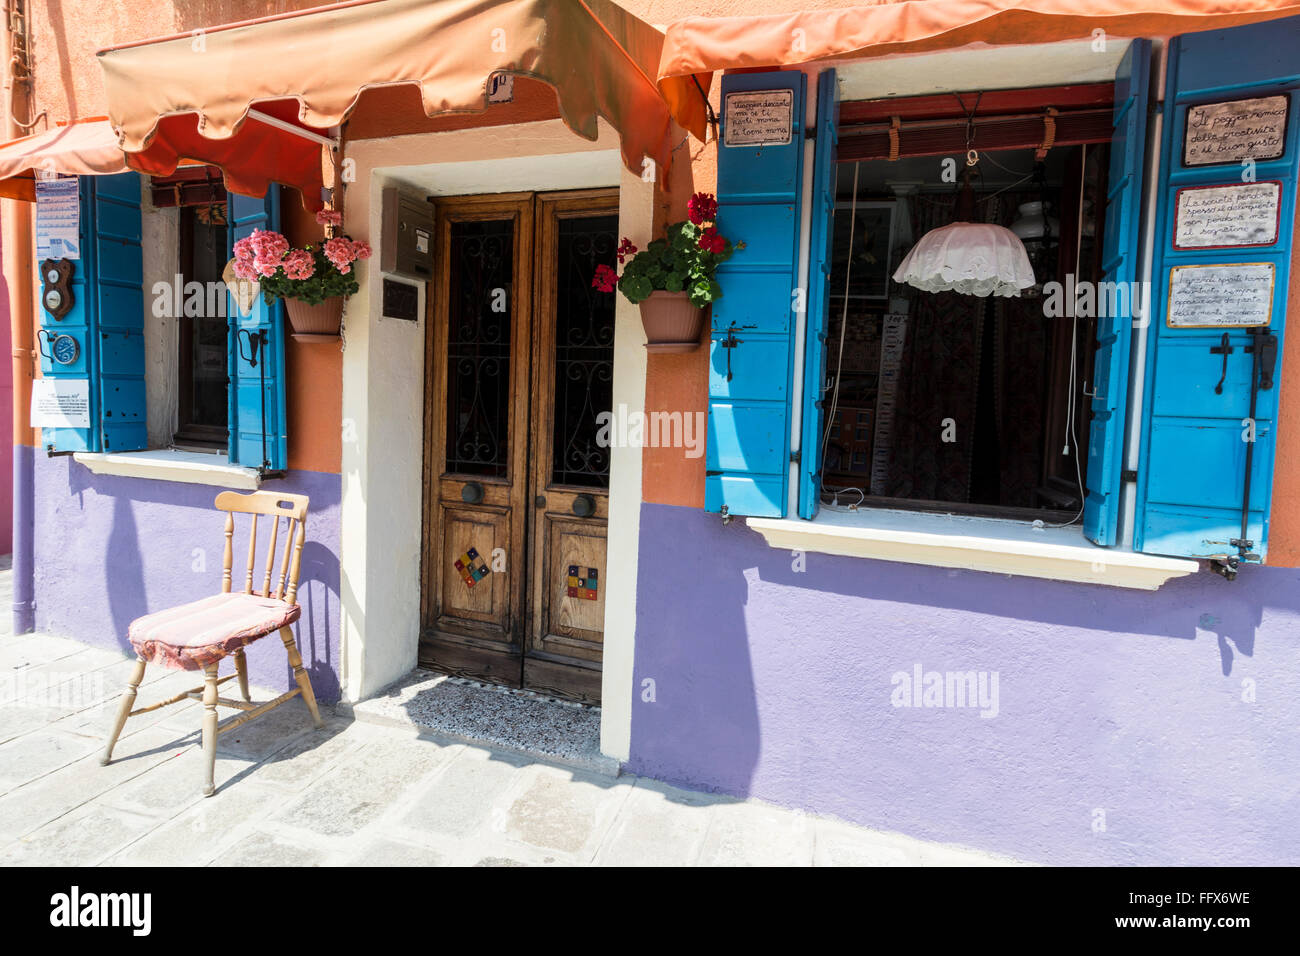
[572,494,596,517]
[535,495,547,508]
[461,482,484,504]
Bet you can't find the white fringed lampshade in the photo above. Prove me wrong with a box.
[892,222,1037,297]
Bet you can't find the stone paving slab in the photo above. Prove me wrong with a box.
[0,630,1025,866]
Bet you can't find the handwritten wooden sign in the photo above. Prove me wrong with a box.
[1167,263,1275,328]
[1184,95,1288,166]
[724,90,794,147]
[1173,181,1282,248]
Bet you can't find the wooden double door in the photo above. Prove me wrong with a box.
[420,190,618,704]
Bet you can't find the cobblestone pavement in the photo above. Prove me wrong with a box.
[0,602,1020,866]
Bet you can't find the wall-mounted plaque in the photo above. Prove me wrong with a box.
[1173,181,1283,249]
[1183,95,1288,167]
[30,378,90,429]
[1167,263,1275,328]
[724,90,794,147]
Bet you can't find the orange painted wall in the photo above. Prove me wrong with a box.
[1265,206,1300,565]
[280,195,341,474]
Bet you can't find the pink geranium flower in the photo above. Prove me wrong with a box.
[323,237,355,270]
[248,228,289,265]
[315,208,343,227]
[282,249,315,280]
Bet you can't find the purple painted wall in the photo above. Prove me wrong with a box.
[627,502,1300,866]
[33,456,341,701]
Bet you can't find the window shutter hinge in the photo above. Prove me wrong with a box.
[1121,469,1138,483]
[791,449,801,465]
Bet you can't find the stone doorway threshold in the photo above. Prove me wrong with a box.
[341,669,617,778]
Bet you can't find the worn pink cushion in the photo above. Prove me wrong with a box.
[128,592,301,671]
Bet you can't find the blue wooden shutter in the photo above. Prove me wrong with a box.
[1135,20,1300,563]
[227,190,288,471]
[706,70,806,517]
[798,69,839,519]
[1081,40,1151,545]
[38,172,145,454]
[93,172,146,452]
[37,178,98,453]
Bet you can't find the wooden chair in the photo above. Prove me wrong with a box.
[102,490,323,796]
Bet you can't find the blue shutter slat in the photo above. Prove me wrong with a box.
[1135,18,1300,563]
[38,177,98,453]
[706,69,806,518]
[1081,39,1151,546]
[93,171,146,453]
[798,69,839,519]
[227,190,288,471]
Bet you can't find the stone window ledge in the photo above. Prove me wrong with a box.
[747,508,1199,590]
[73,449,261,490]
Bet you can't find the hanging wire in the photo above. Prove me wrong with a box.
[819,161,860,478]
[1045,142,1089,529]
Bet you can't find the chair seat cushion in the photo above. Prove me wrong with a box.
[128,592,301,671]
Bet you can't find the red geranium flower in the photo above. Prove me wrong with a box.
[592,263,618,293]
[616,238,638,264]
[698,226,726,255]
[688,192,718,225]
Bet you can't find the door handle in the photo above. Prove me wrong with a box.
[572,494,596,518]
[1210,332,1233,395]
[535,495,547,508]
[462,482,484,504]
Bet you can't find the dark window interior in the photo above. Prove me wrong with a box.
[552,214,617,489]
[175,204,230,448]
[445,218,515,478]
[820,139,1108,521]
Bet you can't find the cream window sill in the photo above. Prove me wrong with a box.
[747,508,1200,590]
[73,449,262,490]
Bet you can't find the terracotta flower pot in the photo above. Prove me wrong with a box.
[284,297,344,342]
[638,290,705,353]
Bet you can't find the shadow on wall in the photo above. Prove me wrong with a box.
[627,502,1300,865]
[35,457,343,702]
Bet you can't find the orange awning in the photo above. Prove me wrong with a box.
[0,119,128,201]
[659,0,1300,140]
[97,0,674,209]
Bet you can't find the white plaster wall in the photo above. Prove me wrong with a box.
[599,165,651,760]
[339,119,644,747]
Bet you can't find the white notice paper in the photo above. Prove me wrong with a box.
[35,178,81,260]
[31,378,90,429]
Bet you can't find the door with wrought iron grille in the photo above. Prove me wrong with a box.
[421,190,617,703]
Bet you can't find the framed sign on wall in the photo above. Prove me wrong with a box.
[723,89,794,147]
[1166,262,1275,328]
[1183,94,1289,167]
[1173,181,1283,249]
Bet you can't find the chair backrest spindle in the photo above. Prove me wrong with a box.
[284,517,307,606]
[244,514,258,594]
[222,512,234,594]
[261,516,280,597]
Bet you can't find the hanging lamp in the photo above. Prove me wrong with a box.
[892,99,1035,298]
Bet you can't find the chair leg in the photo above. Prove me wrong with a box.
[279,626,323,729]
[233,647,251,702]
[201,663,220,797]
[101,657,146,766]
